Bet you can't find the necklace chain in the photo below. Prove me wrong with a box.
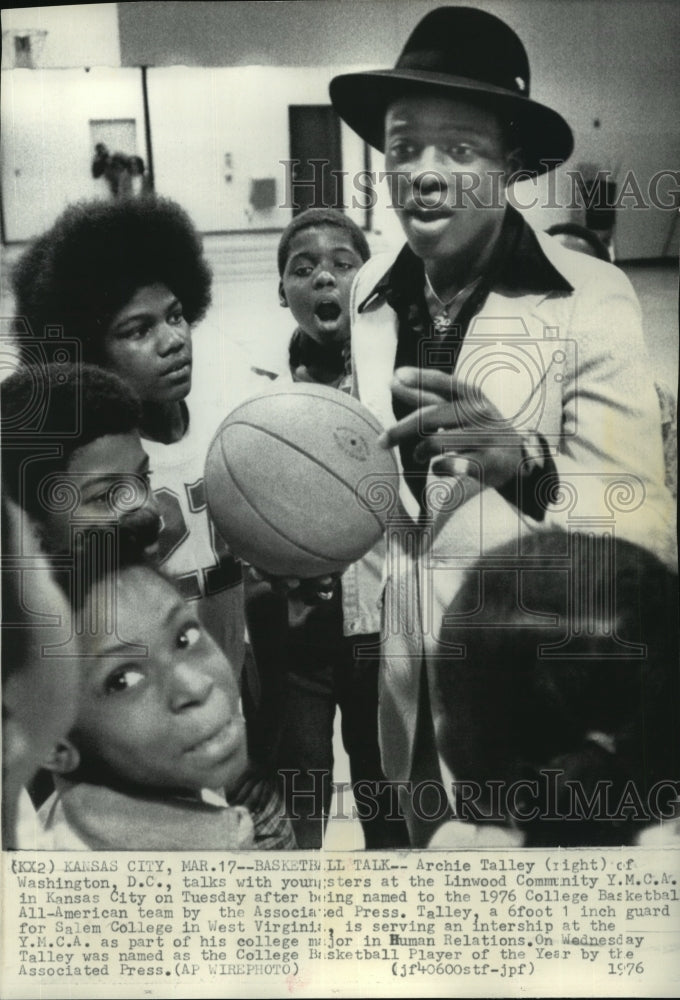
[424,271,481,333]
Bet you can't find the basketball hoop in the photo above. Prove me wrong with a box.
[2,28,48,69]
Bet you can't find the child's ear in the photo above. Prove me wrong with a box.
[43,738,80,775]
[278,281,289,309]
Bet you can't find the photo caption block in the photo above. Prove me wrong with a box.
[2,848,679,998]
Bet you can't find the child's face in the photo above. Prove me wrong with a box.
[43,431,160,555]
[280,226,364,347]
[384,95,512,266]
[72,565,246,794]
[102,283,192,405]
[2,498,80,838]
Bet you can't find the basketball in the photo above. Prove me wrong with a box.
[204,383,399,577]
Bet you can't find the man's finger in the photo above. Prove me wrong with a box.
[390,373,446,409]
[394,366,456,398]
[413,435,481,463]
[378,404,469,448]
[431,455,478,479]
[378,405,441,448]
[394,367,488,411]
[391,367,499,425]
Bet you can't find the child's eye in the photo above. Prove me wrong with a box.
[293,266,313,277]
[84,487,109,505]
[178,624,201,649]
[446,143,475,162]
[119,323,150,340]
[80,489,112,511]
[168,309,185,326]
[335,261,357,271]
[105,666,145,694]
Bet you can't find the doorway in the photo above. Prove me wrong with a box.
[288,105,343,215]
[90,119,138,158]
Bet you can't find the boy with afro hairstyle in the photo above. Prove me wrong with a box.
[12,196,212,367]
[11,198,293,847]
[12,196,259,676]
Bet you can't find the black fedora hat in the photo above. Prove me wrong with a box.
[330,6,573,177]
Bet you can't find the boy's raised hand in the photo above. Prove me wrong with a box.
[378,366,524,490]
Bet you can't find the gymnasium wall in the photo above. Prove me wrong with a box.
[1,67,146,242]
[146,66,367,234]
[117,0,680,257]
[1,0,678,256]
[1,3,120,68]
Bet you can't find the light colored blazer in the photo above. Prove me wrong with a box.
[349,233,676,833]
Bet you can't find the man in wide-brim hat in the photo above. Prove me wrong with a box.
[329,6,675,847]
